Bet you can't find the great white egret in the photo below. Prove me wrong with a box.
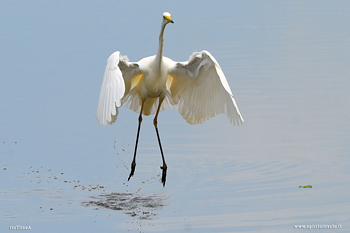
[97,12,243,186]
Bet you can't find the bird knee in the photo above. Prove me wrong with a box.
[138,115,143,123]
[153,118,158,127]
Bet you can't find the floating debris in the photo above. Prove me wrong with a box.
[299,185,312,188]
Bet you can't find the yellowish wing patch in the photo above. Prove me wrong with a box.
[130,74,143,90]
[166,74,173,90]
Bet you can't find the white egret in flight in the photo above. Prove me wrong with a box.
[97,12,243,186]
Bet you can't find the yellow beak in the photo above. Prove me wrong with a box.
[164,15,174,23]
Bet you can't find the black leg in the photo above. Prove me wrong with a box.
[153,99,167,187]
[128,103,144,181]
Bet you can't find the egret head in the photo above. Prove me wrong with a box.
[163,12,174,24]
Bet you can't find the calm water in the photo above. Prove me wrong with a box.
[1,1,350,232]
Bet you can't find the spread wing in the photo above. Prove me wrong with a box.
[96,51,141,125]
[168,50,244,125]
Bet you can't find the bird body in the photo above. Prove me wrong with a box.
[139,56,168,98]
[96,12,243,186]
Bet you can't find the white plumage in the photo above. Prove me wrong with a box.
[96,12,243,186]
[96,49,244,126]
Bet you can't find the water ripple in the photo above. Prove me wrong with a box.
[83,192,168,220]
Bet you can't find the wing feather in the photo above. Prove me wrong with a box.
[168,50,244,125]
[96,51,140,125]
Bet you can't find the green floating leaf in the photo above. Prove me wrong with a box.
[299,185,312,188]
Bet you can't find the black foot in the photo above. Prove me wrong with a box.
[160,164,167,187]
[128,161,136,181]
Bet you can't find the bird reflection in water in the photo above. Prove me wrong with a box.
[83,192,168,220]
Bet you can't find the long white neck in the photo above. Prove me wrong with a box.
[155,21,167,68]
